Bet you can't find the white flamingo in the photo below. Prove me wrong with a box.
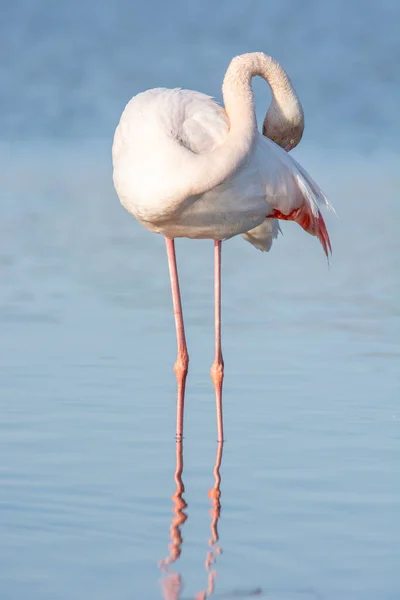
[112,52,334,442]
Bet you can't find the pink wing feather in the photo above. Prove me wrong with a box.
[254,135,334,256]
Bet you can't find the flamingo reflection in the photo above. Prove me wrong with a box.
[159,440,224,599]
[159,442,261,599]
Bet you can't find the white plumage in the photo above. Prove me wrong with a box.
[113,53,333,255]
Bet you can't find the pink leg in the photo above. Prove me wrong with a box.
[165,238,189,441]
[210,241,224,442]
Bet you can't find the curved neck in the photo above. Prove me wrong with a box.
[185,53,300,198]
[222,52,299,128]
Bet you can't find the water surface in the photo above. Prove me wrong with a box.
[1,1,400,598]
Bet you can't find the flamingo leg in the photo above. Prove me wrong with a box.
[210,241,224,442]
[165,238,189,441]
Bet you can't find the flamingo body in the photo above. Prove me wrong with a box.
[113,87,332,254]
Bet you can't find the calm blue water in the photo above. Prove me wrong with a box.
[1,1,399,599]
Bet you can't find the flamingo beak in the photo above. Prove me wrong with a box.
[284,143,292,152]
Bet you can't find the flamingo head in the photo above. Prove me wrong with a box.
[262,89,305,152]
[262,118,304,152]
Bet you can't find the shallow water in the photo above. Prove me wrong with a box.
[1,145,399,599]
[1,1,400,599]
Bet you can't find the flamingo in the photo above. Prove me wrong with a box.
[112,52,334,442]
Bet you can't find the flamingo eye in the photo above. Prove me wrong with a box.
[290,139,295,146]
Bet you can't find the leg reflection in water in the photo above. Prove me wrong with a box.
[159,442,261,599]
[159,439,223,600]
[202,441,224,598]
[159,440,187,572]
